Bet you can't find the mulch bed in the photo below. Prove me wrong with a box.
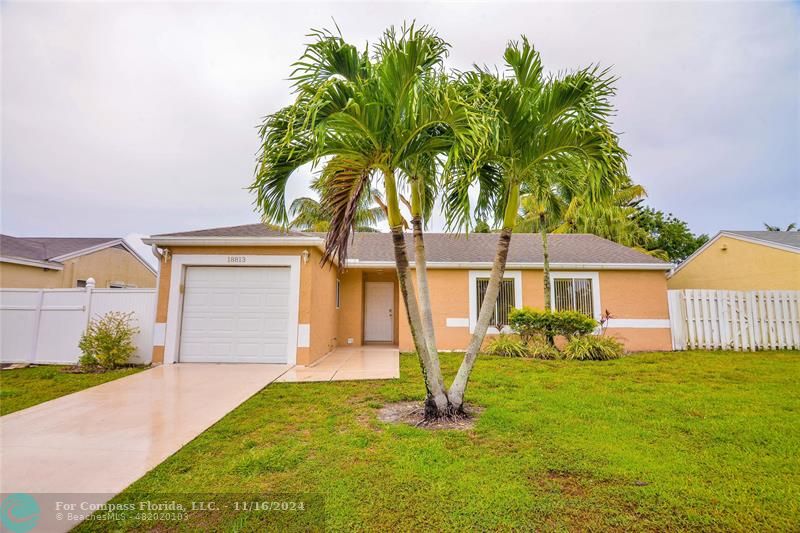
[377,401,483,430]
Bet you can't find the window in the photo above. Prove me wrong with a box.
[335,279,341,309]
[553,277,594,317]
[76,280,87,288]
[476,278,516,327]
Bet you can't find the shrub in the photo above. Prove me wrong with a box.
[485,334,529,358]
[79,311,140,370]
[509,307,597,341]
[526,336,562,360]
[78,353,100,369]
[563,335,624,361]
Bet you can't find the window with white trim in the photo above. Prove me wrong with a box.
[476,278,516,327]
[553,277,594,317]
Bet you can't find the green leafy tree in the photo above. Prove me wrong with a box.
[634,207,709,262]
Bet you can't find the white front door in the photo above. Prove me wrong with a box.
[364,282,394,342]
[179,266,291,363]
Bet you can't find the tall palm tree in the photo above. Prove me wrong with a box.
[516,165,573,312]
[287,187,386,232]
[516,158,651,316]
[250,23,485,418]
[444,38,622,410]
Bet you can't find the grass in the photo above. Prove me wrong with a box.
[0,365,144,415]
[79,351,799,531]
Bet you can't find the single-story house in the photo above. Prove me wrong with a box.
[667,231,800,291]
[143,224,672,366]
[0,234,157,289]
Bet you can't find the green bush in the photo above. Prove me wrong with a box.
[79,311,140,370]
[485,334,529,357]
[563,335,624,361]
[509,307,597,341]
[78,353,100,369]
[526,336,562,360]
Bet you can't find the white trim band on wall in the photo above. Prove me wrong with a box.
[605,319,671,329]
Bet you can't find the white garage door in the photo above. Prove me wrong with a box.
[179,266,291,363]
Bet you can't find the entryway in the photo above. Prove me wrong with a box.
[364,281,395,343]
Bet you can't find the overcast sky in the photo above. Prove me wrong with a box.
[2,1,799,263]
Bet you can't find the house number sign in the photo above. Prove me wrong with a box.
[227,256,247,264]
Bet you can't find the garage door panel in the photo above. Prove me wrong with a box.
[179,266,292,363]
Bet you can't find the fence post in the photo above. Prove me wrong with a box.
[85,278,96,329]
[29,289,45,363]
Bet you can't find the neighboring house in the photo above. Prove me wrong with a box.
[143,224,672,367]
[667,231,800,291]
[0,234,157,289]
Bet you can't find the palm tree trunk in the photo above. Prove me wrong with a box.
[391,227,450,416]
[449,227,513,410]
[384,170,448,417]
[411,215,447,401]
[540,214,552,311]
[539,214,555,345]
[449,184,520,411]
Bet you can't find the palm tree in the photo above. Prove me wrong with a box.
[517,163,652,317]
[515,165,573,312]
[764,223,798,232]
[250,23,485,418]
[288,187,385,232]
[444,38,621,410]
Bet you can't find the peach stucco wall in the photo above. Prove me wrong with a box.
[394,267,671,353]
[152,246,338,365]
[151,244,672,364]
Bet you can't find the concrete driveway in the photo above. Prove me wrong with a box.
[0,363,290,496]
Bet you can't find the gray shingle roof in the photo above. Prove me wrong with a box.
[345,232,665,264]
[0,235,120,262]
[724,231,800,250]
[152,224,308,239]
[151,223,667,265]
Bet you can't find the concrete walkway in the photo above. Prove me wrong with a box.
[0,364,290,496]
[277,346,400,382]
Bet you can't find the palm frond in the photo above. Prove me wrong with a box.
[317,156,374,266]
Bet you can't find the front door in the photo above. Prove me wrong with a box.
[364,282,394,342]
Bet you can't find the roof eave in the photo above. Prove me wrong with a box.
[346,260,671,271]
[0,255,64,270]
[49,238,157,276]
[142,236,326,249]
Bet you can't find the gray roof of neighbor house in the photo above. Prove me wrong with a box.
[723,231,800,250]
[0,234,156,274]
[148,223,669,267]
[0,235,122,262]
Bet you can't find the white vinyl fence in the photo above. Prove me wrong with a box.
[668,289,800,351]
[0,281,156,364]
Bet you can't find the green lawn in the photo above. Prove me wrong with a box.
[0,365,144,415]
[81,351,798,531]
